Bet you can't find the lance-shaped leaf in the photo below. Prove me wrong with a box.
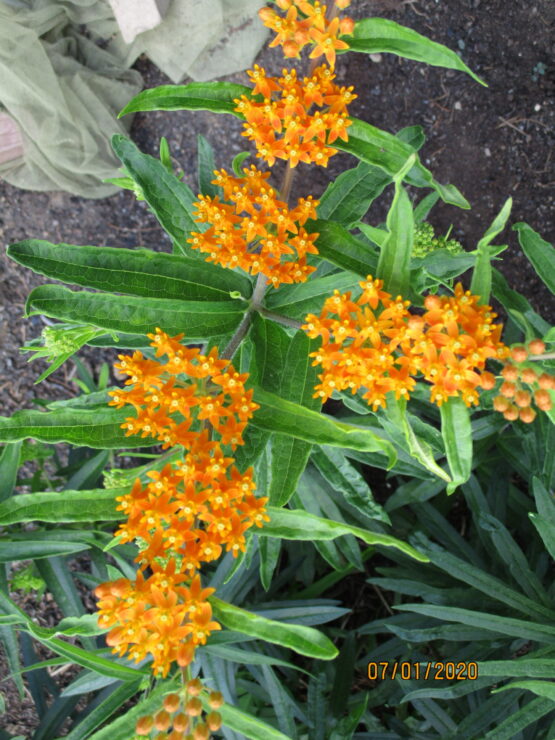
[376,155,415,297]
[265,272,360,320]
[347,18,486,85]
[210,597,338,660]
[317,161,391,228]
[0,407,155,449]
[251,387,396,464]
[492,268,551,337]
[384,397,450,483]
[0,440,21,503]
[337,118,469,209]
[259,507,429,562]
[0,488,122,525]
[111,135,199,257]
[307,218,379,277]
[513,222,555,295]
[119,82,252,117]
[8,240,251,301]
[440,397,473,494]
[252,317,322,506]
[25,285,244,339]
[470,197,512,304]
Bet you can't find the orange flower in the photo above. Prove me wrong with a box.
[235,64,356,169]
[188,166,319,287]
[99,330,269,677]
[303,279,507,408]
[259,0,353,68]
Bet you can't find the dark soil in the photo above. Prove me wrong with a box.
[1,0,554,734]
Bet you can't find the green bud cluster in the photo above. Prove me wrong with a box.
[103,468,134,489]
[413,222,463,258]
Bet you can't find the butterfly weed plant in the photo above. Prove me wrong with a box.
[2,1,555,737]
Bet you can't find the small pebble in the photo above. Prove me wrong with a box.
[484,147,491,157]
[454,101,462,110]
[534,103,541,111]
[369,53,382,63]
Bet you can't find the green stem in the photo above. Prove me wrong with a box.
[258,308,303,330]
[529,352,555,361]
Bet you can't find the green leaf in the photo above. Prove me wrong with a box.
[337,118,470,209]
[210,597,338,660]
[232,151,251,176]
[513,222,555,294]
[265,272,360,320]
[484,697,555,740]
[0,441,21,502]
[530,477,555,561]
[0,539,90,561]
[317,161,391,228]
[0,488,121,525]
[119,81,251,117]
[376,155,415,296]
[111,135,199,257]
[197,133,219,198]
[395,603,555,643]
[8,240,251,301]
[385,397,450,483]
[159,136,172,172]
[260,507,429,562]
[492,268,551,337]
[26,629,147,681]
[470,197,512,304]
[251,387,396,464]
[200,694,291,740]
[0,406,154,449]
[86,679,179,740]
[62,680,142,740]
[251,317,321,506]
[479,659,555,678]
[440,396,472,494]
[307,218,379,277]
[26,284,244,340]
[311,447,390,524]
[348,18,486,85]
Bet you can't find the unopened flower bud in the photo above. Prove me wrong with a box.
[185,698,203,717]
[521,367,537,384]
[511,345,528,363]
[186,678,203,697]
[493,395,510,412]
[500,381,516,398]
[208,691,224,709]
[206,711,222,731]
[136,715,154,735]
[534,389,552,411]
[503,404,519,421]
[538,373,555,390]
[154,710,171,731]
[193,723,210,740]
[172,712,189,732]
[163,693,181,713]
[514,390,531,408]
[519,407,536,423]
[528,339,546,355]
[501,363,519,381]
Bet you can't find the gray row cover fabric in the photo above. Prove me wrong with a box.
[0,0,143,198]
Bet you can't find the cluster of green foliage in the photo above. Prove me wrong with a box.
[1,6,554,740]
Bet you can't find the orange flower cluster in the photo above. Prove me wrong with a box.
[136,681,223,739]
[493,339,554,423]
[95,329,269,677]
[235,64,356,168]
[303,278,507,409]
[189,165,319,286]
[259,1,354,68]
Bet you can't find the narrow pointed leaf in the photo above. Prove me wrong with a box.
[0,488,121,525]
[25,284,244,339]
[470,197,512,304]
[251,387,396,463]
[8,240,251,301]
[440,396,472,493]
[119,82,251,117]
[210,597,338,660]
[348,18,486,85]
[0,441,21,502]
[337,118,470,209]
[0,406,154,449]
[513,222,555,294]
[308,218,379,276]
[260,507,429,562]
